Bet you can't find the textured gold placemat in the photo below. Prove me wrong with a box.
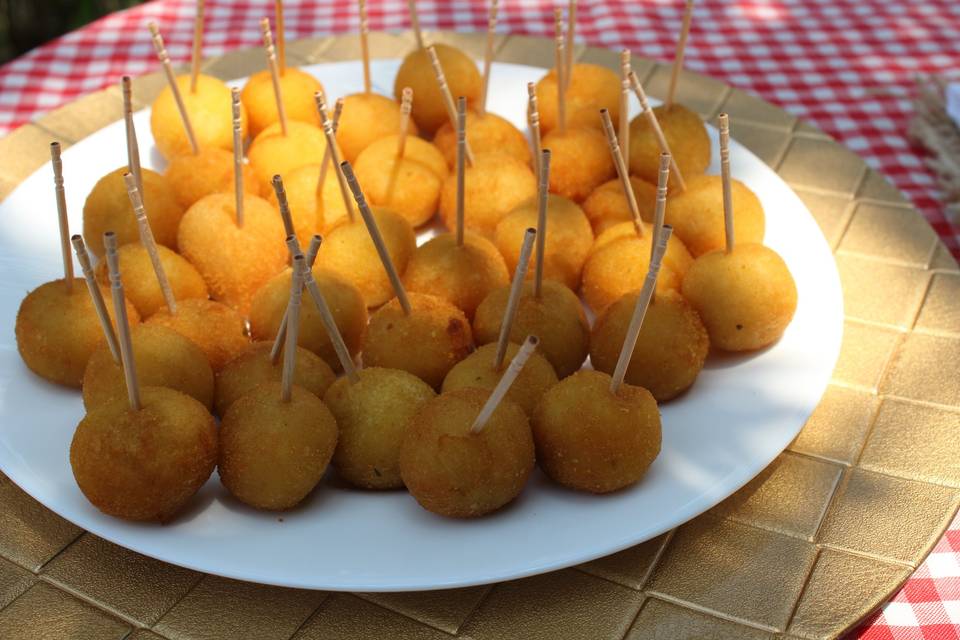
[1,32,958,640]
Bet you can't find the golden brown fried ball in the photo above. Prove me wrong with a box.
[218,382,337,511]
[94,243,207,319]
[394,44,481,135]
[442,342,558,415]
[248,265,367,372]
[494,194,593,290]
[402,232,509,318]
[241,67,324,138]
[399,387,534,517]
[535,63,620,135]
[540,127,615,202]
[582,176,658,234]
[532,370,660,493]
[324,367,436,489]
[83,167,183,258]
[151,74,247,160]
[247,120,328,193]
[337,92,418,163]
[263,162,334,239]
[629,104,710,184]
[316,206,416,308]
[214,341,336,417]
[353,136,447,227]
[439,152,537,238]
[590,291,709,402]
[165,147,260,210]
[473,280,588,379]
[581,234,682,314]
[363,292,473,390]
[177,192,288,315]
[82,324,214,411]
[16,279,140,388]
[665,174,765,257]
[589,221,694,275]
[145,298,248,371]
[681,243,797,351]
[70,386,217,522]
[433,110,531,169]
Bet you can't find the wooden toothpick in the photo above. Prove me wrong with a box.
[534,149,550,298]
[280,254,304,402]
[470,335,539,434]
[427,46,475,166]
[565,0,576,94]
[316,92,355,222]
[72,234,119,363]
[341,161,412,315]
[104,231,141,411]
[148,22,199,154]
[407,0,424,49]
[261,18,288,136]
[600,108,643,237]
[619,49,631,169]
[527,82,542,181]
[359,0,371,94]
[272,175,296,239]
[494,228,536,371]
[231,87,244,228]
[628,70,686,192]
[651,153,670,263]
[275,0,286,74]
[49,142,73,292]
[666,0,695,110]
[397,87,413,157]
[554,9,567,133]
[610,226,672,395]
[121,77,144,194]
[719,113,735,254]
[190,0,204,93]
[455,95,467,246]
[124,173,177,314]
[271,235,322,365]
[316,96,344,201]
[479,0,499,116]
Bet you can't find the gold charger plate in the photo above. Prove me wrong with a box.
[0,32,958,640]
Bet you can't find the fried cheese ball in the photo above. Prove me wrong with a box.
[145,298,248,371]
[263,162,340,240]
[589,221,694,275]
[15,278,140,388]
[353,135,448,227]
[681,243,797,351]
[248,265,367,372]
[363,292,473,390]
[473,280,588,379]
[316,206,416,308]
[540,127,615,202]
[402,232,509,319]
[399,387,534,518]
[70,386,217,522]
[394,44,482,135]
[337,92,418,163]
[324,367,436,489]
[219,382,338,511]
[214,341,336,417]
[94,243,207,319]
[240,67,324,138]
[629,104,710,184]
[83,167,183,258]
[439,152,537,237]
[532,370,660,493]
[582,176,658,234]
[433,110,531,169]
[177,192,288,315]
[442,342,558,415]
[494,194,594,290]
[247,120,328,193]
[151,74,247,160]
[165,147,260,210]
[82,324,214,411]
[535,63,620,135]
[590,291,709,402]
[665,174,765,257]
[582,233,683,313]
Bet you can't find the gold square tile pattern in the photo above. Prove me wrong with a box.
[858,168,910,206]
[315,31,416,63]
[722,88,798,130]
[578,533,670,590]
[835,254,931,328]
[830,321,901,391]
[787,549,912,640]
[154,575,326,640]
[860,400,960,487]
[358,585,490,634]
[778,136,866,195]
[0,582,130,640]
[0,480,82,571]
[424,30,508,60]
[496,35,559,70]
[0,556,33,611]
[915,273,960,336]
[42,533,202,626]
[642,64,730,117]
[127,631,168,640]
[881,332,960,406]
[818,468,959,564]
[726,121,792,167]
[792,187,854,249]
[646,515,817,631]
[458,568,643,640]
[839,202,939,267]
[580,48,655,82]
[0,124,70,188]
[707,452,843,540]
[794,119,831,139]
[932,244,960,272]
[202,45,309,82]
[33,89,123,144]
[294,594,451,640]
[789,385,880,465]
[123,71,169,108]
[626,598,776,640]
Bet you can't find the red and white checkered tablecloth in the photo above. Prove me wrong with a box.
[0,1,958,637]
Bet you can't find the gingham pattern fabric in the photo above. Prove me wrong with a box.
[0,1,957,636]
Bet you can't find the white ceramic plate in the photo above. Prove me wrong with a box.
[0,60,843,591]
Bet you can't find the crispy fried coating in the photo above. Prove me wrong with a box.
[439,152,537,238]
[353,136,446,227]
[433,110,531,169]
[337,92,417,163]
[442,342,558,415]
[247,120,328,193]
[582,176,657,234]
[165,147,260,210]
[145,298,248,371]
[240,67,324,138]
[581,234,681,314]
[540,127,615,202]
[535,64,620,135]
[665,174,765,257]
[151,74,247,159]
[629,103,710,185]
[393,44,481,135]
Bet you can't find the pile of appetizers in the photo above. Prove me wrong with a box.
[13,0,798,522]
